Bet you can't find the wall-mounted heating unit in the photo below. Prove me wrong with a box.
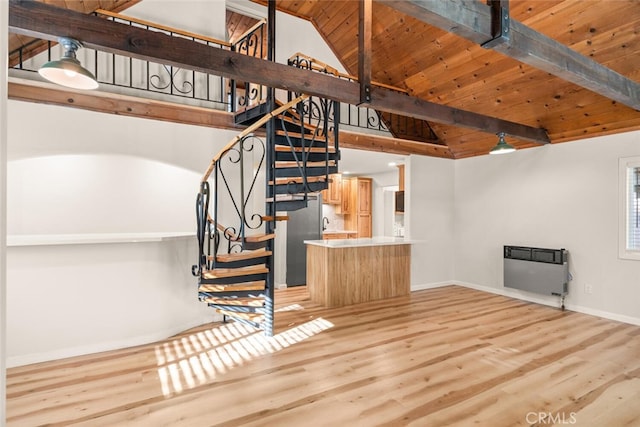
[504,245,569,309]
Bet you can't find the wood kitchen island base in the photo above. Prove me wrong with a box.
[305,237,411,307]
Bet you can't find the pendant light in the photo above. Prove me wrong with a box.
[489,132,515,155]
[38,37,99,90]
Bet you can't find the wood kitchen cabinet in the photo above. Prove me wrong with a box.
[321,173,341,205]
[344,177,372,238]
[337,176,352,214]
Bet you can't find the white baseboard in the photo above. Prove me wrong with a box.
[7,314,221,368]
[411,281,451,291]
[412,280,640,327]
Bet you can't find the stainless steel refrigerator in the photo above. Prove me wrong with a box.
[286,195,322,286]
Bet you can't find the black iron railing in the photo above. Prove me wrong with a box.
[193,95,310,276]
[9,11,406,137]
[287,53,440,143]
[8,11,270,112]
[230,19,267,111]
[287,53,390,134]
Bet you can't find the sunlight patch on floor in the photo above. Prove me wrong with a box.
[275,303,305,312]
[155,317,334,397]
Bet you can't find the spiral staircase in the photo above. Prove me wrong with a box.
[192,93,340,336]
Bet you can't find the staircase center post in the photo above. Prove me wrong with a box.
[263,0,277,337]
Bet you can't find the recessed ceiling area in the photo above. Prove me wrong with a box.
[339,149,405,176]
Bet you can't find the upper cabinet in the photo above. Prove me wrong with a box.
[344,177,372,238]
[339,176,352,214]
[322,174,372,238]
[321,173,342,205]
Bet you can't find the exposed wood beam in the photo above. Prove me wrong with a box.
[8,0,549,144]
[8,78,239,131]
[358,0,372,104]
[385,0,640,111]
[9,78,451,158]
[369,85,547,143]
[340,130,453,159]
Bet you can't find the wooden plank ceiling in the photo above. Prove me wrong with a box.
[254,0,640,158]
[7,0,640,158]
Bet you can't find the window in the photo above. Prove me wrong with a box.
[620,157,640,260]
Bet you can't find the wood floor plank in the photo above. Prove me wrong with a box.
[6,285,640,426]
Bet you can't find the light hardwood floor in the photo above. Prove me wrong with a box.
[6,285,640,426]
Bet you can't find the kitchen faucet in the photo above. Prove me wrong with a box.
[322,217,330,231]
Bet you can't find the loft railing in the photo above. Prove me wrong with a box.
[9,10,401,136]
[229,19,268,111]
[287,53,396,133]
[287,52,439,142]
[8,10,268,112]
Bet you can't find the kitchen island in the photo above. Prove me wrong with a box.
[304,237,411,307]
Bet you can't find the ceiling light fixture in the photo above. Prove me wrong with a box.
[489,132,516,155]
[38,37,99,90]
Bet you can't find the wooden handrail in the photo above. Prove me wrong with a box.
[289,52,409,94]
[232,18,267,45]
[95,9,232,47]
[201,94,310,182]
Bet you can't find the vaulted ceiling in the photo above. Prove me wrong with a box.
[254,0,640,158]
[7,0,640,159]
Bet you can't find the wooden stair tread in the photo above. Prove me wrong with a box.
[210,248,272,263]
[203,297,265,307]
[274,99,301,120]
[275,160,336,168]
[262,215,289,221]
[277,113,313,128]
[276,130,334,142]
[202,265,269,279]
[270,176,328,185]
[266,194,306,202]
[217,309,264,322]
[275,145,336,153]
[245,233,275,243]
[199,280,266,292]
[220,232,275,243]
[210,221,274,243]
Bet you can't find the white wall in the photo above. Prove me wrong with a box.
[8,154,202,235]
[453,132,640,322]
[406,155,455,287]
[8,100,232,171]
[126,0,227,41]
[227,0,346,72]
[5,100,247,365]
[7,237,213,367]
[369,170,398,236]
[7,100,241,236]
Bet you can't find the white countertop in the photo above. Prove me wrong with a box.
[305,236,412,248]
[7,232,195,247]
